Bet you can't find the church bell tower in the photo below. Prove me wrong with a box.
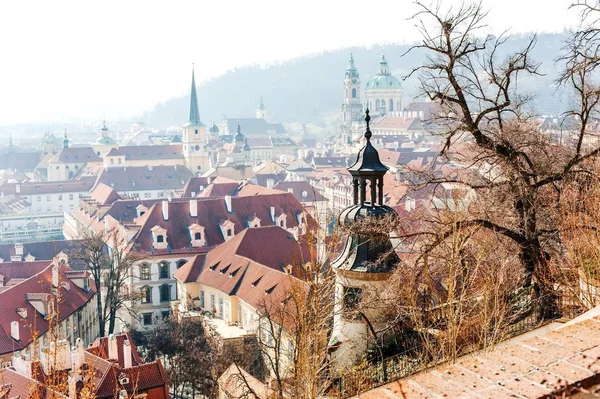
[342,53,363,132]
[330,109,400,369]
[183,67,211,173]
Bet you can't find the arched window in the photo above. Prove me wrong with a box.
[140,286,152,304]
[352,88,357,98]
[194,129,198,134]
[177,259,187,269]
[110,158,114,164]
[160,284,171,302]
[227,229,232,237]
[159,262,169,279]
[140,264,151,280]
[375,99,380,111]
[389,99,394,112]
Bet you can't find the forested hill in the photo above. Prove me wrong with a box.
[143,32,570,128]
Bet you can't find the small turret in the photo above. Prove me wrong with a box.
[63,128,69,149]
[256,95,267,119]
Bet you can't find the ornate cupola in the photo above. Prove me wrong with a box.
[330,109,400,369]
[333,109,399,273]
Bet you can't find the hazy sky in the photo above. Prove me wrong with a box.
[0,0,583,124]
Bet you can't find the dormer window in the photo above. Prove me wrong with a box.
[219,220,235,241]
[189,223,206,247]
[136,204,147,218]
[248,215,261,228]
[275,213,287,229]
[151,225,168,249]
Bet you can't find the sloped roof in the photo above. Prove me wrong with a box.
[179,226,310,308]
[197,176,240,198]
[226,118,286,135]
[0,241,84,267]
[0,178,95,196]
[0,262,96,355]
[90,183,121,205]
[180,176,212,198]
[356,309,600,398]
[254,160,287,175]
[84,332,168,399]
[0,368,64,399]
[118,144,183,161]
[0,151,42,172]
[131,193,313,256]
[50,147,102,163]
[369,116,423,131]
[273,181,327,203]
[93,165,193,192]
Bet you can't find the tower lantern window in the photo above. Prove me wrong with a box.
[195,129,198,134]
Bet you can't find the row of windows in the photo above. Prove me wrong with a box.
[142,310,170,326]
[139,260,187,280]
[36,194,74,202]
[36,204,74,212]
[140,284,172,304]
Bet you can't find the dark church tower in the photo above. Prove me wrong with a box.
[330,109,400,368]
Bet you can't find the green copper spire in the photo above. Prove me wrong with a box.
[345,53,359,78]
[258,94,265,110]
[188,66,204,126]
[63,128,69,149]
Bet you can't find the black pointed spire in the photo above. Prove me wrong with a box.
[364,108,372,140]
[348,109,387,174]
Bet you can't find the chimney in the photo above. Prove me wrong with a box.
[16,184,20,193]
[270,206,276,222]
[224,195,232,213]
[76,338,85,366]
[11,320,19,341]
[123,339,132,369]
[68,373,79,399]
[287,188,294,194]
[189,199,198,217]
[108,334,118,361]
[266,179,274,189]
[14,243,23,256]
[162,200,169,220]
[71,346,80,371]
[52,262,59,288]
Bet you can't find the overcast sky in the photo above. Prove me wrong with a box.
[0,0,583,124]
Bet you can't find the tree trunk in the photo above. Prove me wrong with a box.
[96,284,105,337]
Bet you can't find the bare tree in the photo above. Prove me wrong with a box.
[70,228,141,336]
[402,0,600,317]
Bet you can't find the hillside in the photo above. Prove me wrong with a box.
[143,32,571,129]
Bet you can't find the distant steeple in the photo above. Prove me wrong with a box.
[345,53,359,78]
[256,94,267,119]
[63,128,69,149]
[188,66,203,126]
[235,121,245,143]
[101,120,109,137]
[8,133,13,148]
[378,54,390,75]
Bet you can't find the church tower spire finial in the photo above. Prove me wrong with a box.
[188,65,203,126]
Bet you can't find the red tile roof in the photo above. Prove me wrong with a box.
[0,262,96,355]
[354,309,600,398]
[90,183,121,205]
[179,226,311,312]
[131,193,313,256]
